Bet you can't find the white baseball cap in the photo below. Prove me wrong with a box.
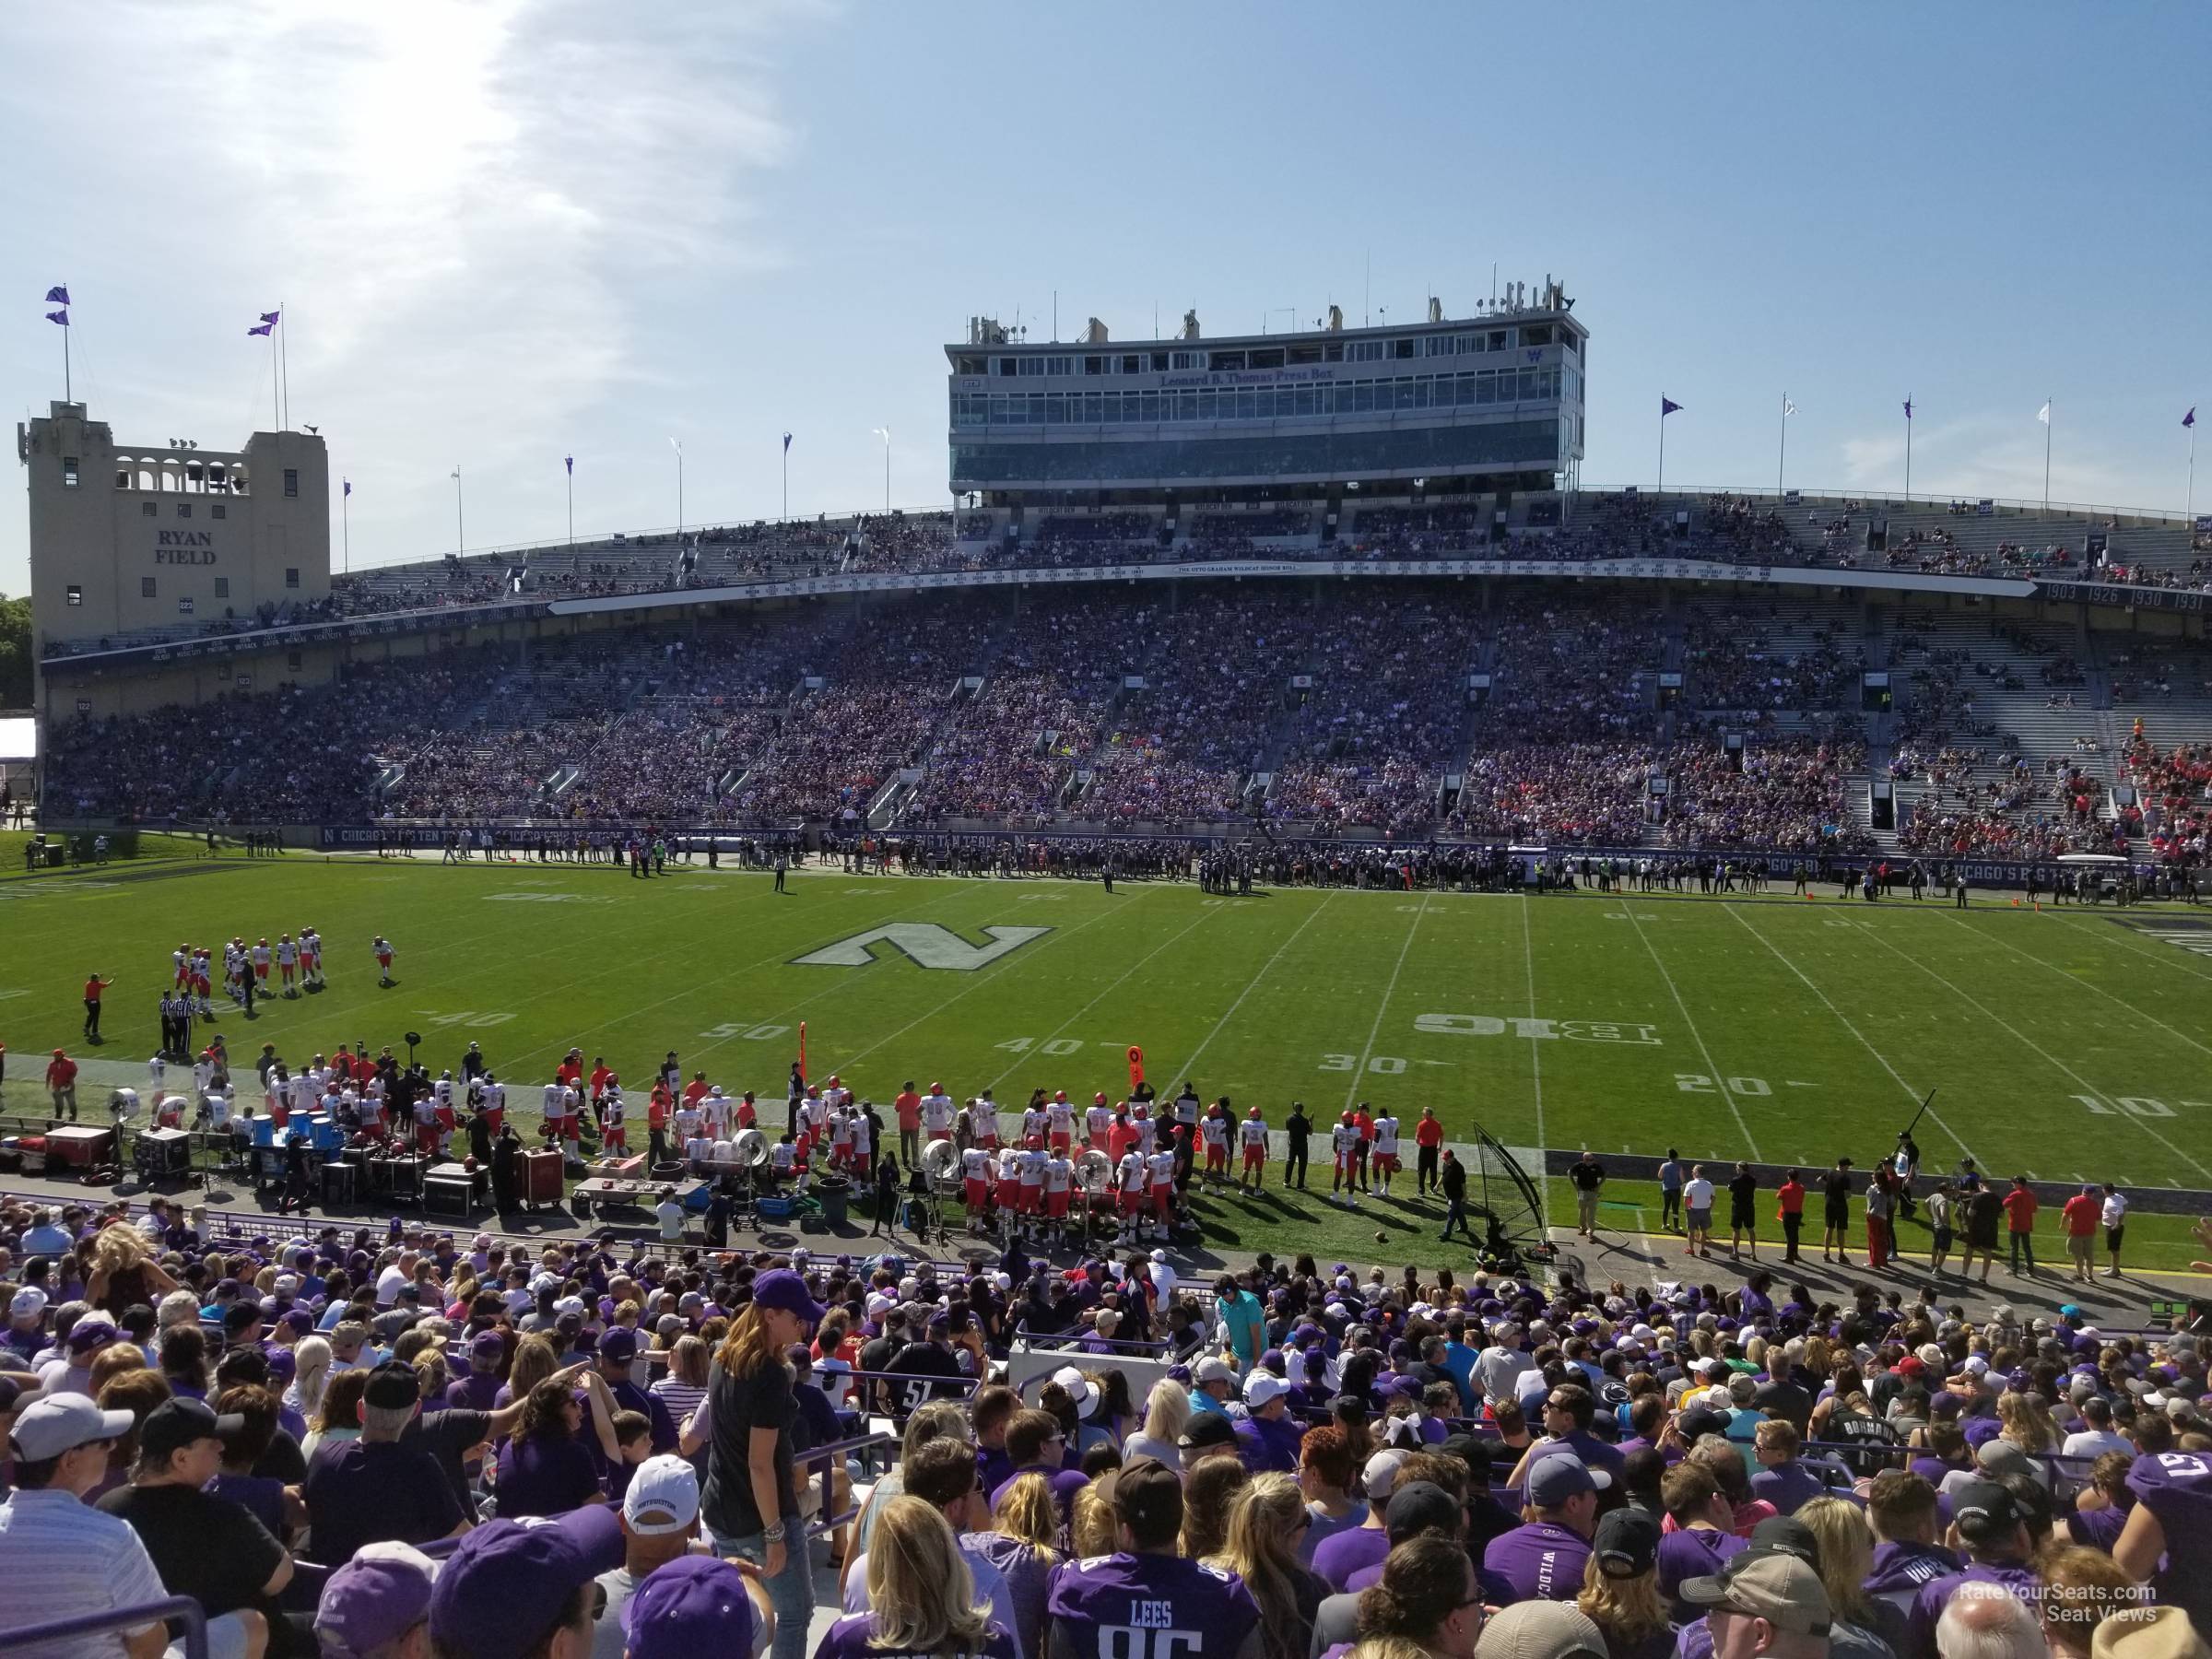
[1194,1357,1237,1385]
[1053,1366,1101,1418]
[622,1454,701,1535]
[1245,1373,1291,1408]
[1361,1448,1409,1501]
[9,1394,135,1462]
[9,1288,47,1321]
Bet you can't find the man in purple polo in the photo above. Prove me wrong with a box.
[1904,1480,2041,1656]
[1483,1453,1606,1604]
[1530,1382,1625,1475]
[1047,1457,1262,1659]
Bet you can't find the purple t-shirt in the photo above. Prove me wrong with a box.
[1233,1414,1304,1475]
[1482,1521,1592,1604]
[1311,1524,1390,1593]
[1047,1552,1259,1659]
[1656,1527,1746,1618]
[814,1610,1017,1659]
[2126,1450,2212,1631]
[1908,1562,2040,1659]
[1748,1461,1829,1516]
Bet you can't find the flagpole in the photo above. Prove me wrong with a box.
[782,444,788,524]
[2190,424,2197,525]
[1778,393,1787,500]
[1905,404,1912,500]
[271,330,279,434]
[1657,408,1666,497]
[2043,396,2052,511]
[342,482,349,575]
[278,300,289,431]
[567,465,573,547]
[63,317,70,405]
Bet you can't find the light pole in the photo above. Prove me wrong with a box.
[451,465,465,556]
[871,427,890,513]
[670,438,684,534]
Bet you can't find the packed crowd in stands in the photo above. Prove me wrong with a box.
[4,1173,2209,1659]
[2120,729,2210,867]
[1681,608,1861,714]
[1658,734,1868,853]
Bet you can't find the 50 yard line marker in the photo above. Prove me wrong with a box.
[1345,897,1427,1111]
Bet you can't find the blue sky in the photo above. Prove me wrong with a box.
[4,2,2207,595]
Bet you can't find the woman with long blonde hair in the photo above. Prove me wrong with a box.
[1069,1482,1119,1558]
[502,1332,560,1404]
[813,1496,1013,1659]
[971,1472,1065,1659]
[86,1225,178,1316]
[287,1335,332,1422]
[302,1368,369,1460]
[1577,1509,1671,1659]
[1121,1377,1189,1468]
[1179,1454,1251,1561]
[1205,1473,1326,1659]
[1997,1392,2058,1459]
[1796,1497,1894,1651]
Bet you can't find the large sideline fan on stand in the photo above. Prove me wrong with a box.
[921,1138,961,1187]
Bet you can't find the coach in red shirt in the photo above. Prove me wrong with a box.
[46,1048,80,1121]
[894,1082,923,1169]
[1775,1169,1807,1264]
[2061,1183,2100,1283]
[2002,1177,2040,1277]
[1414,1107,1444,1195]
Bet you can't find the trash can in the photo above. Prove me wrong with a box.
[816,1177,851,1228]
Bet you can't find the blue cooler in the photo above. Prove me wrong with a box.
[251,1115,276,1147]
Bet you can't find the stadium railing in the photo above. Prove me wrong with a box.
[0,1594,211,1657]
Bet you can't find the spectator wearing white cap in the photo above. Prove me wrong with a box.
[0,1394,171,1659]
[1234,1373,1303,1474]
[5,1288,48,1364]
[592,1453,771,1659]
[1190,1356,1239,1419]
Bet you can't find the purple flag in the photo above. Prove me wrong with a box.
[260,310,281,325]
[343,478,352,498]
[1660,397,1682,417]
[564,454,573,475]
[44,285,69,304]
[45,308,68,326]
[2186,407,2198,429]
[248,323,273,336]
[782,431,793,453]
[1903,398,1913,420]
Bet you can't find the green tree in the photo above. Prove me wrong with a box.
[0,594,29,708]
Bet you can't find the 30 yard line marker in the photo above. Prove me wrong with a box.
[1623,906,1760,1160]
[1723,903,1981,1168]
[1171,894,1336,1082]
[1345,898,1427,1112]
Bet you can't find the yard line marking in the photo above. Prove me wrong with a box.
[1170,894,1336,1082]
[980,905,1218,1094]
[1622,906,1759,1160]
[1345,898,1428,1112]
[832,893,1156,1075]
[1519,898,1550,1230]
[1723,904,1981,1168]
[1847,917,2212,1182]
[1937,910,2212,1064]
[2040,909,2212,985]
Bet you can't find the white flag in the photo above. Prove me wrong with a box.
[1783,398,1796,418]
[2037,401,2052,424]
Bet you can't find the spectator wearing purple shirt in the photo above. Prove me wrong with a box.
[445,1329,509,1411]
[1311,1449,1406,1591]
[1905,1480,2042,1659]
[1531,1382,1625,1476]
[988,1407,1088,1548]
[1656,1463,1747,1621]
[1748,1421,1830,1517]
[1482,1453,1606,1605]
[1342,1481,1463,1594]
[1232,1375,1304,1475]
[1045,1458,1261,1659]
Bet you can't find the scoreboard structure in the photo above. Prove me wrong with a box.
[946,279,1585,506]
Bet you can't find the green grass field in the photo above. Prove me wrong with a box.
[3,850,2210,1272]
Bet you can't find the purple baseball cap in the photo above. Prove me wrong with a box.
[598,1327,640,1363]
[621,1553,758,1659]
[314,1542,437,1659]
[749,1268,825,1326]
[428,1510,623,1658]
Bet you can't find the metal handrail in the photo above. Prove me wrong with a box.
[0,1594,210,1657]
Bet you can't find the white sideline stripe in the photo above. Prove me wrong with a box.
[979,905,1218,1093]
[1623,906,1760,1160]
[1939,909,2212,1064]
[1344,899,1428,1112]
[1848,916,2212,1182]
[1170,893,1337,1082]
[1723,903,1982,1169]
[1519,900,1550,1232]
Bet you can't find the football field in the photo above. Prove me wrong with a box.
[5,846,2211,1272]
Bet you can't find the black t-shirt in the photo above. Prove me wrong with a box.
[884,1341,967,1418]
[1285,1112,1310,1150]
[1752,1378,1813,1436]
[1571,1159,1605,1192]
[99,1481,287,1624]
[1821,1171,1852,1208]
[702,1357,796,1541]
[301,1438,465,1565]
[252,1428,308,1484]
[1728,1173,1758,1215]
[402,1407,494,1516]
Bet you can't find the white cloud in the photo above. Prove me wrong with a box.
[2,1,806,580]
